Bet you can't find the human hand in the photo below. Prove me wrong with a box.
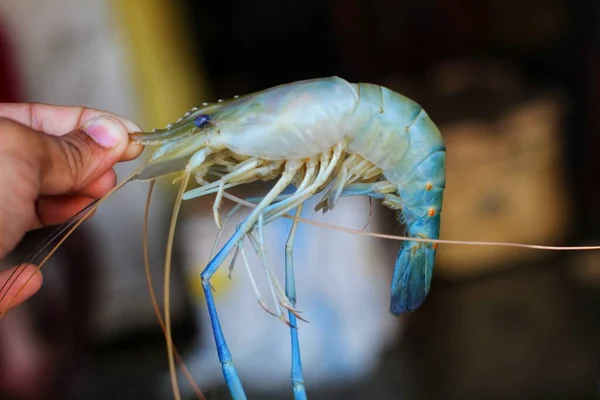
[0,103,144,313]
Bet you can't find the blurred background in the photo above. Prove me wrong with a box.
[0,0,599,399]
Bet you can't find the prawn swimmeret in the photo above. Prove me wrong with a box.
[4,76,596,400]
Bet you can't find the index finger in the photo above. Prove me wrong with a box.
[0,103,144,161]
[0,103,142,135]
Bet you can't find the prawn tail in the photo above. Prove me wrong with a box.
[389,149,445,316]
[389,214,440,316]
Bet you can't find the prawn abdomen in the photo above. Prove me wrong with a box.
[341,83,446,315]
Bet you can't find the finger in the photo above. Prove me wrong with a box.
[34,116,133,195]
[0,103,144,161]
[0,264,43,314]
[34,195,97,228]
[0,102,142,136]
[0,117,129,248]
[121,141,145,162]
[31,170,114,229]
[78,169,117,199]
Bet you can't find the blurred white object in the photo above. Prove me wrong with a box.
[172,192,402,394]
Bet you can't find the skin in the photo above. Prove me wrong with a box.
[0,103,144,314]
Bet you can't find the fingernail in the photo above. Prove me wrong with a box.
[122,119,143,133]
[81,116,124,148]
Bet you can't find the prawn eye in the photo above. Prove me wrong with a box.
[194,115,210,128]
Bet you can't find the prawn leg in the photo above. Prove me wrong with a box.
[314,181,403,212]
[224,199,308,399]
[200,161,302,400]
[284,204,307,399]
[243,201,308,399]
[338,181,404,210]
[200,145,342,398]
[260,150,342,225]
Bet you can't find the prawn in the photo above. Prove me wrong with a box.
[1,76,596,400]
[131,76,444,400]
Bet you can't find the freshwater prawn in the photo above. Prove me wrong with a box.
[1,76,599,400]
[136,76,445,400]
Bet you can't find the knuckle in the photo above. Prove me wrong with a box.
[59,133,92,187]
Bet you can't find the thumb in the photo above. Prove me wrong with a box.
[38,115,132,195]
